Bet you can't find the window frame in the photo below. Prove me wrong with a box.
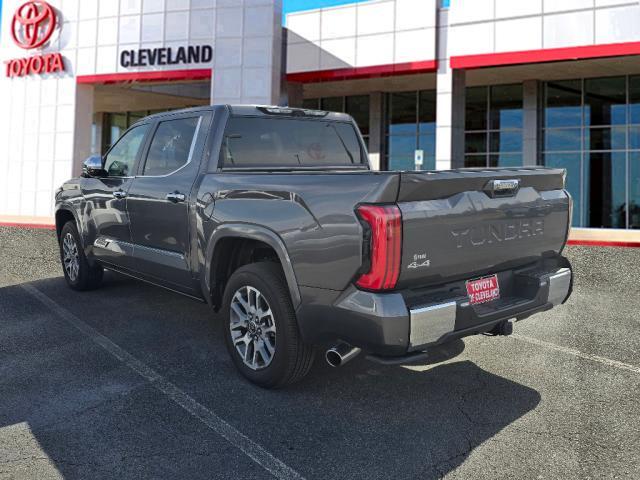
[101,123,152,179]
[541,75,640,229]
[217,115,369,171]
[137,115,204,178]
[464,84,524,169]
[385,90,437,171]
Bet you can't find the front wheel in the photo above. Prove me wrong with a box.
[59,221,103,291]
[222,262,315,388]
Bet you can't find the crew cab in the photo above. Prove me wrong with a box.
[55,105,573,388]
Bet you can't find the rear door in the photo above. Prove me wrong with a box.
[126,112,211,292]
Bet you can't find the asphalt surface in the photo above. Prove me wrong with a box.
[1,226,639,479]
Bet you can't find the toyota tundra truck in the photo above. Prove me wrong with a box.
[54,105,573,388]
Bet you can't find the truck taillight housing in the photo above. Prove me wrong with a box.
[355,205,402,291]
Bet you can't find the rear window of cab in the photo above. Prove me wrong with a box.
[220,116,365,168]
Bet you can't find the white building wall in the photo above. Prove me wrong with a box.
[0,0,282,220]
[449,0,640,57]
[286,0,437,74]
[0,0,79,219]
[434,7,466,171]
[212,0,282,105]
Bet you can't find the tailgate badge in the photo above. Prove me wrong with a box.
[484,179,520,198]
[408,253,431,269]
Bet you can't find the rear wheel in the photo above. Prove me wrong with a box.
[59,221,103,291]
[222,262,315,388]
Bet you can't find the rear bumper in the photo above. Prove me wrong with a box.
[408,266,571,349]
[296,256,573,356]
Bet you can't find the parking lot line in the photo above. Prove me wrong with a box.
[512,334,640,375]
[21,284,305,480]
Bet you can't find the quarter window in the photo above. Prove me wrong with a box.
[103,124,149,177]
[142,117,201,176]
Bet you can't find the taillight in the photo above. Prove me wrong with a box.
[355,205,402,291]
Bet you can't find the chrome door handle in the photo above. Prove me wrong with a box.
[166,192,186,203]
[113,190,127,199]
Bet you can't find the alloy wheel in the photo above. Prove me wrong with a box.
[229,286,277,370]
[62,233,80,282]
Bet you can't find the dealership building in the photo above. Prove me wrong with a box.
[1,0,640,241]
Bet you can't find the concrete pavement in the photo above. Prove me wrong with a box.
[0,226,638,479]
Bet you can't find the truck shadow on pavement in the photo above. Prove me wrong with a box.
[0,274,541,479]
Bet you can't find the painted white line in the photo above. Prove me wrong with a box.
[512,334,640,375]
[21,284,305,480]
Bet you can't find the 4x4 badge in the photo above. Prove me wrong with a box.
[408,253,431,269]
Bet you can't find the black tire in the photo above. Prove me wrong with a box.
[59,221,103,291]
[222,262,315,388]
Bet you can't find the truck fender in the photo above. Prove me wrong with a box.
[55,203,101,267]
[202,223,302,308]
[54,203,86,245]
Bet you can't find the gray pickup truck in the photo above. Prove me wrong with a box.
[55,105,573,388]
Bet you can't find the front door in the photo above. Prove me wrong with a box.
[126,113,210,292]
[83,123,150,271]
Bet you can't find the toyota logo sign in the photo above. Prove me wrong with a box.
[11,1,57,50]
[4,1,65,77]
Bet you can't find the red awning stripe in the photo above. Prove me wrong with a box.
[450,41,640,70]
[77,69,212,84]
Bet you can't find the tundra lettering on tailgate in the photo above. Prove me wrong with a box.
[451,219,544,249]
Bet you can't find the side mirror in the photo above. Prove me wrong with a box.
[82,155,106,178]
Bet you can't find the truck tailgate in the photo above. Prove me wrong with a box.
[396,168,570,289]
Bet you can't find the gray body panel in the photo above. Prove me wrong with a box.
[398,187,570,288]
[55,105,572,357]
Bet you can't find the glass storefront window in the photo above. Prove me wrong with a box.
[544,153,582,226]
[545,128,581,152]
[465,87,487,131]
[490,131,522,153]
[419,90,437,135]
[465,132,486,154]
[490,84,523,130]
[303,95,370,147]
[320,97,343,114]
[629,77,640,125]
[545,80,582,128]
[108,113,127,150]
[489,154,523,168]
[386,90,436,171]
[389,92,418,135]
[464,84,523,168]
[542,75,640,229]
[586,127,626,151]
[585,152,627,229]
[346,95,370,137]
[388,135,417,157]
[464,156,486,168]
[302,99,319,110]
[630,153,640,229]
[584,77,627,126]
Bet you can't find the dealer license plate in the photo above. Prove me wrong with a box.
[466,275,500,305]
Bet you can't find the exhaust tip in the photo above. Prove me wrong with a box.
[325,342,362,368]
[325,350,343,368]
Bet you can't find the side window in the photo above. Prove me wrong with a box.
[142,117,201,176]
[104,124,149,177]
